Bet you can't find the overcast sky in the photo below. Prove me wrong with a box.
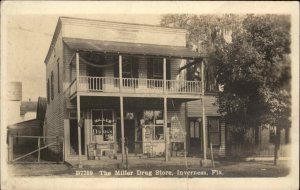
[6,14,161,101]
[2,1,297,102]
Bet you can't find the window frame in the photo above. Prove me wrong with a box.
[57,59,60,93]
[47,79,50,104]
[207,117,221,148]
[122,56,134,78]
[91,109,115,142]
[190,119,201,139]
[143,110,164,141]
[50,71,54,100]
[152,58,163,79]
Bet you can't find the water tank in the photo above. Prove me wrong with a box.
[7,82,22,101]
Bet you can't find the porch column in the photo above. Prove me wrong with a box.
[164,97,168,161]
[163,58,167,92]
[119,55,123,92]
[76,52,82,168]
[201,60,207,160]
[119,55,125,163]
[163,58,168,161]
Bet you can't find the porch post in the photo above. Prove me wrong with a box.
[201,60,207,160]
[76,52,82,168]
[119,55,123,92]
[164,97,168,161]
[119,55,125,164]
[163,58,167,93]
[120,96,125,164]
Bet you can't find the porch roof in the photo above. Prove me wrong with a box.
[63,38,201,59]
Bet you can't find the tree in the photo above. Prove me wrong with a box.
[161,14,291,165]
[161,14,243,92]
[214,15,291,165]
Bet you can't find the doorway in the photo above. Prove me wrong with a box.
[87,59,104,91]
[189,118,202,155]
[116,120,135,153]
[69,119,85,155]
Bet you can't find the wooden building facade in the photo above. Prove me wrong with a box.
[44,17,226,163]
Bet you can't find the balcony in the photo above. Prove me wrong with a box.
[69,76,201,98]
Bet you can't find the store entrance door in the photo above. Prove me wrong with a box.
[117,120,135,153]
[69,119,85,155]
[189,118,202,155]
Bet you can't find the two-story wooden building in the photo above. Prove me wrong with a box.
[44,17,226,163]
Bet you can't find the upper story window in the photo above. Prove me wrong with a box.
[147,58,170,80]
[51,71,54,100]
[114,56,139,78]
[57,61,60,93]
[47,79,50,104]
[153,59,163,79]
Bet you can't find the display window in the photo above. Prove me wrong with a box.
[143,110,164,141]
[92,110,114,142]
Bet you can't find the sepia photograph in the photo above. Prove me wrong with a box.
[1,1,299,190]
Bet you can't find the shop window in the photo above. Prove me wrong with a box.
[92,110,114,142]
[207,117,220,147]
[143,110,164,141]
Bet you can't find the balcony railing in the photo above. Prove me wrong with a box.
[69,76,201,96]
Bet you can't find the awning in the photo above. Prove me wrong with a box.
[63,38,201,59]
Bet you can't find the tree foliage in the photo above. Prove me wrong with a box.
[161,14,244,92]
[215,15,291,131]
[161,15,291,162]
[161,14,291,132]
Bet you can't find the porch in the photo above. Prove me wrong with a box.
[65,96,193,162]
[70,76,201,98]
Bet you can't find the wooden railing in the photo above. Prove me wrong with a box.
[166,80,201,94]
[70,76,201,96]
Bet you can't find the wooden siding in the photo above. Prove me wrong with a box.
[61,17,186,47]
[167,100,186,144]
[63,97,187,157]
[45,27,65,154]
[187,95,220,117]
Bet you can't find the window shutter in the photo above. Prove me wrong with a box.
[147,58,153,79]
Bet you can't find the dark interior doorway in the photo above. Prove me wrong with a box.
[189,118,202,155]
[116,120,135,153]
[69,119,85,155]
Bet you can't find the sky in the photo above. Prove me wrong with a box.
[5,14,162,101]
[2,1,298,102]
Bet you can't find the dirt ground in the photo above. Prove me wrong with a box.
[8,160,289,177]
